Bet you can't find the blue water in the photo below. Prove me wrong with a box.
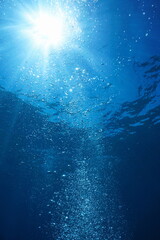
[0,0,160,240]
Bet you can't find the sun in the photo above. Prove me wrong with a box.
[28,11,65,48]
[20,7,81,51]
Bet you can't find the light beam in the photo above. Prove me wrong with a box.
[19,6,81,52]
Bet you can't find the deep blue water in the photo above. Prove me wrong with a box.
[0,0,160,239]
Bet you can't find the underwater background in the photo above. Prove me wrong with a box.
[0,0,160,239]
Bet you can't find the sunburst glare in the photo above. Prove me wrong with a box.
[27,11,65,48]
[18,6,81,52]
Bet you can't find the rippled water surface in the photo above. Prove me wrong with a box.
[0,0,160,240]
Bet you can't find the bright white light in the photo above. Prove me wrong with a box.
[30,12,64,48]
[21,8,81,51]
